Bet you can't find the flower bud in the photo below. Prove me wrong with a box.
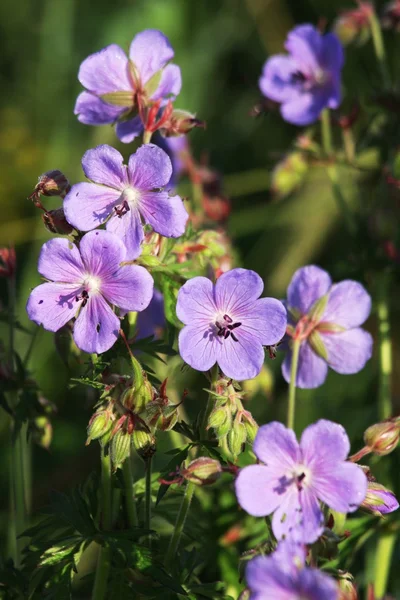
[271,151,308,200]
[111,429,131,470]
[136,254,162,268]
[86,409,113,446]
[0,247,16,278]
[32,170,71,199]
[132,429,156,461]
[241,412,259,444]
[361,482,399,516]
[31,416,53,449]
[338,571,358,600]
[333,4,372,46]
[227,421,247,457]
[42,208,73,235]
[161,109,205,137]
[182,457,222,486]
[208,406,228,430]
[364,420,400,456]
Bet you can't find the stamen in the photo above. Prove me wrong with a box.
[223,314,233,323]
[114,199,130,218]
[231,332,239,342]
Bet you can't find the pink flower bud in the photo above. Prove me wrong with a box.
[364,419,400,456]
[182,457,222,486]
[32,170,71,199]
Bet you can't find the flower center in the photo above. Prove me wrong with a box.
[214,313,242,342]
[291,67,328,91]
[293,465,311,491]
[114,187,141,218]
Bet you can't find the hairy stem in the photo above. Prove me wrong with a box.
[92,449,112,600]
[321,109,332,156]
[144,456,153,545]
[165,481,196,571]
[122,457,139,528]
[287,338,301,430]
[377,273,392,420]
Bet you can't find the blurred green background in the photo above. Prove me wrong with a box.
[1,0,400,596]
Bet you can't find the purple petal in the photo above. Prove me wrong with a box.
[322,328,373,374]
[78,44,131,94]
[178,324,218,372]
[240,297,287,346]
[63,182,120,232]
[235,465,284,517]
[285,25,322,73]
[140,191,188,239]
[74,92,125,125]
[129,29,174,84]
[368,487,399,514]
[27,282,80,332]
[298,489,325,543]
[37,238,84,283]
[327,75,341,110]
[271,487,303,542]
[216,329,265,380]
[287,265,332,315]
[176,277,216,325]
[215,269,264,314]
[115,115,144,144]
[282,342,328,389]
[246,555,293,598]
[105,207,144,260]
[312,461,367,513]
[136,289,165,340]
[320,32,344,72]
[151,64,182,101]
[102,264,154,312]
[81,145,127,190]
[322,280,371,328]
[298,568,339,600]
[253,421,300,470]
[300,420,350,466]
[79,230,125,278]
[73,294,120,354]
[128,144,172,189]
[281,88,330,126]
[259,54,298,103]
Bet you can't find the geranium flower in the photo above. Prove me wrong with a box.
[176,268,287,381]
[26,231,153,354]
[282,265,373,389]
[63,144,188,260]
[259,24,343,125]
[235,420,367,543]
[74,29,181,143]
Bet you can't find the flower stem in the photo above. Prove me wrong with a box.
[122,457,139,528]
[144,456,153,544]
[321,109,332,157]
[368,9,391,88]
[342,128,355,164]
[374,530,396,598]
[287,338,301,430]
[326,164,358,237]
[143,130,153,144]
[377,273,392,420]
[92,448,112,600]
[200,364,219,439]
[165,481,196,571]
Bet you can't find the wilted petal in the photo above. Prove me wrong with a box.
[300,420,350,467]
[322,280,371,328]
[216,329,264,380]
[178,324,218,372]
[282,341,328,389]
[27,282,80,332]
[79,230,125,278]
[116,115,144,144]
[240,297,287,346]
[287,265,331,315]
[81,145,127,189]
[73,294,120,354]
[63,182,120,232]
[102,264,154,312]
[215,268,264,314]
[129,29,174,84]
[312,461,367,513]
[74,92,125,125]
[106,207,144,260]
[37,238,84,282]
[78,44,131,94]
[259,54,298,103]
[176,277,216,325]
[151,64,182,101]
[128,144,172,189]
[235,465,284,517]
[253,421,300,469]
[140,191,188,239]
[322,328,373,374]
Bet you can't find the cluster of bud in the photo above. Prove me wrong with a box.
[173,229,235,280]
[160,108,205,137]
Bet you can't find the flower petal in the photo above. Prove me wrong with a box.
[102,264,154,312]
[73,294,120,354]
[78,44,131,94]
[320,32,344,72]
[322,328,373,374]
[151,64,182,101]
[298,489,325,543]
[79,230,125,278]
[298,567,339,600]
[81,145,127,190]
[176,277,216,325]
[271,487,303,542]
[322,280,371,328]
[312,461,367,513]
[282,342,328,389]
[74,92,125,125]
[285,25,322,72]
[63,182,120,232]
[136,289,165,340]
[129,29,174,84]
[115,115,144,144]
[140,191,188,239]
[300,420,350,466]
[253,422,300,470]
[287,265,332,315]
[37,238,84,282]
[178,324,218,372]
[235,465,284,517]
[216,329,264,380]
[259,54,298,103]
[215,269,264,315]
[128,143,172,189]
[281,88,330,126]
[26,282,80,332]
[240,297,287,346]
[246,555,293,598]
[105,207,144,260]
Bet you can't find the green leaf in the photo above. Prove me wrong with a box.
[160,275,182,328]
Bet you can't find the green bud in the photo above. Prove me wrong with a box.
[242,413,259,444]
[308,293,329,323]
[364,420,400,456]
[208,406,229,429]
[215,411,232,439]
[308,330,328,360]
[271,152,308,199]
[317,322,346,334]
[111,430,131,470]
[227,422,247,457]
[132,430,156,461]
[137,254,162,268]
[86,410,113,446]
[182,457,222,486]
[32,416,53,449]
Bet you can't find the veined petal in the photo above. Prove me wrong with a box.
[287,265,332,315]
[271,487,303,542]
[74,92,125,125]
[253,422,300,470]
[178,324,218,372]
[176,277,216,325]
[285,25,322,73]
[235,466,287,517]
[240,297,287,346]
[115,115,144,144]
[246,555,294,598]
[320,32,344,72]
[27,282,80,332]
[282,341,328,389]
[102,264,154,312]
[259,54,298,103]
[300,420,350,467]
[78,44,131,94]
[105,206,144,261]
[128,143,172,189]
[281,87,330,126]
[322,328,373,374]
[140,191,188,239]
[79,230,126,278]
[73,294,120,354]
[129,29,174,84]
[81,145,127,189]
[215,269,264,315]
[322,280,371,328]
[298,489,325,543]
[312,461,367,513]
[216,329,264,380]
[298,567,339,600]
[63,182,120,232]
[37,238,84,282]
[151,63,182,101]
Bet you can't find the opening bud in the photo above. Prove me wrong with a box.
[132,429,156,460]
[361,482,399,516]
[161,109,205,137]
[182,457,222,486]
[42,208,74,235]
[364,419,400,456]
[31,170,71,200]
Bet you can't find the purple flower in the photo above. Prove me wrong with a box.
[26,231,153,354]
[362,482,399,516]
[235,420,367,543]
[176,268,287,381]
[137,289,165,340]
[282,265,373,389]
[74,29,181,143]
[63,144,189,260]
[246,548,339,600]
[259,25,344,125]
